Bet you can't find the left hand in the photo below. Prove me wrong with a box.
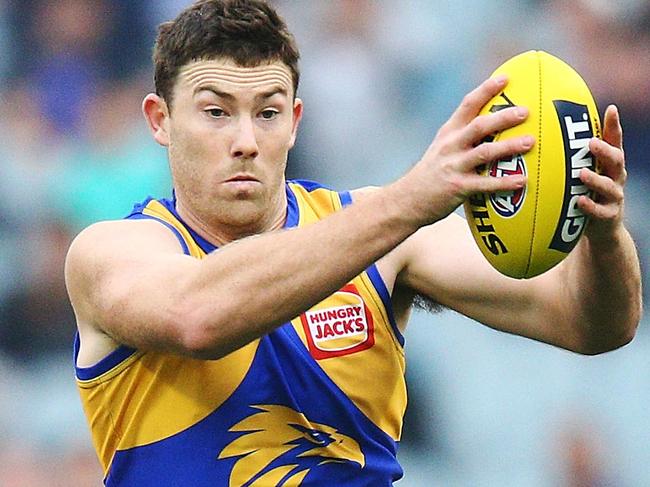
[579,104,627,241]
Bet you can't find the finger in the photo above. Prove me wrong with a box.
[577,194,619,221]
[448,75,508,128]
[601,104,623,150]
[579,168,624,204]
[468,173,527,194]
[463,135,535,172]
[589,137,626,183]
[460,106,529,147]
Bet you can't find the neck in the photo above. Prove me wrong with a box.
[174,189,288,247]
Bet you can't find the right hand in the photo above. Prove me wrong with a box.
[394,75,535,226]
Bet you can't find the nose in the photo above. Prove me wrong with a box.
[231,115,259,159]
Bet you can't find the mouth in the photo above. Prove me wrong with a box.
[222,174,262,196]
[224,174,260,183]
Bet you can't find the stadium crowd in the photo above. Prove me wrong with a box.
[0,1,648,485]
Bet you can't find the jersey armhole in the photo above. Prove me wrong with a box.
[339,190,405,347]
[74,332,137,382]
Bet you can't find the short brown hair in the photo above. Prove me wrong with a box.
[153,0,300,109]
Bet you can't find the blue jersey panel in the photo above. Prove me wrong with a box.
[107,323,402,486]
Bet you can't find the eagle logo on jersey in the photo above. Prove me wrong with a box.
[218,404,365,486]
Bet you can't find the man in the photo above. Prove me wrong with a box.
[65,0,642,485]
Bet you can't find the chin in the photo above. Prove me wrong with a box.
[215,199,267,232]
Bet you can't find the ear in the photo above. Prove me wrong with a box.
[142,93,170,147]
[288,97,304,149]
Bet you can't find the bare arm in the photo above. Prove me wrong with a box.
[555,105,642,353]
[394,105,642,354]
[66,76,535,361]
[67,190,416,361]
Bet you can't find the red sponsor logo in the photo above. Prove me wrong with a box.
[300,284,374,360]
[488,154,527,218]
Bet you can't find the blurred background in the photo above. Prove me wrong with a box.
[0,0,648,485]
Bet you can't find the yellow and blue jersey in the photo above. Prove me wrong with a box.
[75,180,407,486]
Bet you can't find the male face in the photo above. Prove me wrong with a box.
[148,58,303,237]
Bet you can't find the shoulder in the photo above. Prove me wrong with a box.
[65,219,185,307]
[67,218,184,268]
[66,218,190,353]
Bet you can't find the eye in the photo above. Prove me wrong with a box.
[305,430,328,445]
[206,108,226,118]
[259,108,279,120]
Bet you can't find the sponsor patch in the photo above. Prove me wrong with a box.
[300,284,374,360]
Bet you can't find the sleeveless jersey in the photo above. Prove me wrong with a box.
[75,180,407,486]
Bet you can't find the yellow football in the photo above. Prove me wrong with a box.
[464,50,602,279]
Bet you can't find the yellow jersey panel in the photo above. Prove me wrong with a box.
[287,183,406,441]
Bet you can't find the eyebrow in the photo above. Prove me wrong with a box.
[196,86,288,102]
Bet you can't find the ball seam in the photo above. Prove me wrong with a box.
[525,51,543,277]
